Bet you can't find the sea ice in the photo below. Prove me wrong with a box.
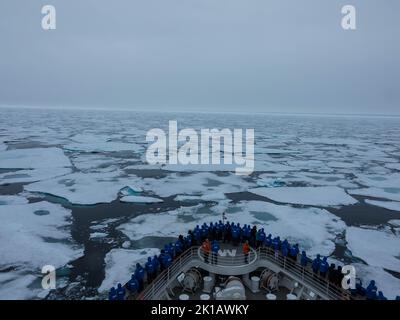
[90,232,108,239]
[351,263,400,300]
[0,147,72,184]
[356,173,400,189]
[349,188,400,202]
[346,226,400,271]
[248,186,357,206]
[0,195,29,205]
[25,171,142,205]
[120,195,163,203]
[98,248,160,292]
[118,200,345,257]
[365,199,400,212]
[0,272,40,300]
[64,133,142,153]
[0,201,83,269]
[0,167,72,184]
[0,147,71,169]
[140,172,253,198]
[0,201,83,299]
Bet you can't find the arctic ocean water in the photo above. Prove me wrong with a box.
[0,107,399,299]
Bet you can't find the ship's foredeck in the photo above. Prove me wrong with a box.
[136,243,351,301]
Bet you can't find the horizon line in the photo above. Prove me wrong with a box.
[1,104,400,118]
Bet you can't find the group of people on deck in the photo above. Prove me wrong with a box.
[109,219,392,300]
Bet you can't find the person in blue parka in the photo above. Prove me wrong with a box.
[175,238,184,257]
[163,243,171,257]
[366,280,378,300]
[281,242,289,257]
[126,274,139,294]
[185,235,193,249]
[108,286,117,300]
[152,255,160,275]
[134,263,145,291]
[201,223,209,241]
[319,257,329,277]
[145,257,155,283]
[193,228,201,246]
[289,244,299,262]
[312,254,321,274]
[272,236,280,251]
[259,229,266,247]
[231,226,239,246]
[211,240,220,264]
[300,251,308,267]
[264,234,272,248]
[162,251,173,269]
[116,283,125,300]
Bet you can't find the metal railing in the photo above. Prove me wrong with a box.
[197,247,258,266]
[258,247,350,300]
[137,246,351,300]
[137,247,199,300]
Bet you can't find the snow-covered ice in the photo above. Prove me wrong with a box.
[0,195,29,205]
[64,133,142,153]
[0,147,71,169]
[0,147,72,184]
[365,199,400,212]
[346,226,400,272]
[25,171,142,205]
[118,201,346,257]
[0,201,83,269]
[351,263,400,300]
[249,186,357,207]
[120,195,163,203]
[349,188,400,202]
[0,201,83,299]
[99,248,160,292]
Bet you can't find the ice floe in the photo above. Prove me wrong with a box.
[65,133,142,153]
[248,186,357,207]
[118,201,345,257]
[351,263,400,300]
[346,226,400,271]
[0,147,71,169]
[365,199,400,212]
[0,167,72,184]
[25,171,142,205]
[0,201,82,269]
[90,232,108,239]
[356,173,400,189]
[99,248,160,292]
[0,147,72,184]
[0,201,83,299]
[0,195,29,205]
[120,195,163,203]
[139,172,254,198]
[0,272,40,300]
[349,188,400,202]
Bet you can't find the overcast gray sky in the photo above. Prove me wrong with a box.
[0,0,399,114]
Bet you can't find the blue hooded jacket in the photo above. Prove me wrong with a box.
[145,257,155,274]
[108,287,117,300]
[134,263,145,281]
[312,254,321,271]
[116,283,125,300]
[319,257,329,273]
[127,275,139,292]
[300,251,308,266]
